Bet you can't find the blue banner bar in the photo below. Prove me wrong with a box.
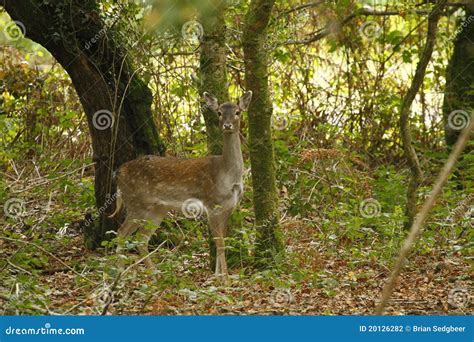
[0,316,472,342]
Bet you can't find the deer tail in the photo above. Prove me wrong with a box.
[108,191,123,218]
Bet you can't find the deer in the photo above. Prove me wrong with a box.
[110,91,252,276]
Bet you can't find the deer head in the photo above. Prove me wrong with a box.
[203,91,253,133]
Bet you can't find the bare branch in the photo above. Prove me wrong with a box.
[286,3,456,45]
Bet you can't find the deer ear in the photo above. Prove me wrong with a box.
[238,91,253,111]
[203,92,219,112]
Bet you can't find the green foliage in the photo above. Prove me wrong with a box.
[0,0,472,315]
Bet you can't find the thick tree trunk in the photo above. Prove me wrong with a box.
[3,0,165,248]
[443,5,474,147]
[243,0,283,263]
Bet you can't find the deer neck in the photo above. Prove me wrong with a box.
[222,132,243,179]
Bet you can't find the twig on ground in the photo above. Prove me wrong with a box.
[101,241,167,315]
[0,236,98,285]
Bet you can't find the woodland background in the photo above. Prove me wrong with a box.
[0,0,472,315]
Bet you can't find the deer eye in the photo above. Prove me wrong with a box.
[217,110,222,116]
[235,110,240,116]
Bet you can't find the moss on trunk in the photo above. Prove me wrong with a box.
[4,0,165,248]
[198,2,229,156]
[243,0,283,263]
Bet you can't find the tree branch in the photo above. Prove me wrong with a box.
[376,116,474,314]
[286,3,454,45]
[399,0,448,227]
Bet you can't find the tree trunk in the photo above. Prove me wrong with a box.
[199,3,229,155]
[443,5,474,147]
[198,3,245,269]
[399,0,446,228]
[198,2,230,270]
[243,0,283,263]
[3,0,165,248]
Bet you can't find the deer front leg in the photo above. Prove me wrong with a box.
[135,211,165,269]
[214,236,227,276]
[209,213,229,277]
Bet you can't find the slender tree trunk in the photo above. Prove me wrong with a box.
[243,0,283,263]
[3,0,165,248]
[199,3,229,155]
[399,0,447,228]
[443,5,474,147]
[198,2,230,269]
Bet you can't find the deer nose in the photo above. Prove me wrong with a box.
[223,123,233,130]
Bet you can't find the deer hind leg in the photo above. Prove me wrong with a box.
[116,216,141,268]
[134,209,166,269]
[116,216,140,253]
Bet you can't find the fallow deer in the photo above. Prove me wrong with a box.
[111,91,252,276]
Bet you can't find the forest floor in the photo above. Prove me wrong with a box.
[1,218,472,315]
[1,148,472,315]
